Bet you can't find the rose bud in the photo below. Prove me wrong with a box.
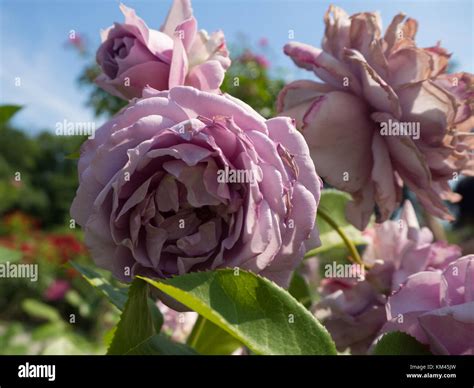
[96,1,230,100]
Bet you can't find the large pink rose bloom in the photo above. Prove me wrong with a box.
[383,255,474,355]
[278,5,474,230]
[70,86,321,287]
[96,1,230,100]
[315,201,461,353]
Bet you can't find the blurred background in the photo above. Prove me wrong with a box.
[0,0,473,354]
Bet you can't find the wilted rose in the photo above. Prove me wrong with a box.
[278,5,474,230]
[70,86,321,287]
[382,255,474,355]
[314,201,462,353]
[96,0,230,100]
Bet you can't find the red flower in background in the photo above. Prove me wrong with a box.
[46,234,85,263]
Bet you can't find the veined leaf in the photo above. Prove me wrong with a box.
[107,278,155,355]
[141,269,337,355]
[187,316,241,355]
[127,334,197,355]
[372,332,432,355]
[71,262,163,331]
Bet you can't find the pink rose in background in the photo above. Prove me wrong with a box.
[238,50,270,69]
[314,201,462,353]
[44,280,70,301]
[96,0,230,100]
[157,301,198,343]
[70,86,321,288]
[383,255,474,355]
[278,5,474,230]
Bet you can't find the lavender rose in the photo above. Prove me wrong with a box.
[382,255,474,355]
[70,86,322,287]
[278,5,474,230]
[314,201,461,353]
[96,1,230,100]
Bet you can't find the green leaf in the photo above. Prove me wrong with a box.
[372,332,432,355]
[107,278,155,355]
[103,327,117,348]
[70,262,128,310]
[22,299,63,323]
[65,150,81,160]
[0,105,22,125]
[127,334,198,355]
[32,322,67,340]
[140,269,337,355]
[71,262,163,331]
[306,189,367,260]
[0,246,22,263]
[148,299,164,333]
[288,271,312,308]
[187,316,241,355]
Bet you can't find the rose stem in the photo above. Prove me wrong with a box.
[305,207,366,268]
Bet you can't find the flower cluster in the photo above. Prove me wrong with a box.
[69,1,474,355]
[314,201,463,353]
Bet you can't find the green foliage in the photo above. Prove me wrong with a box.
[70,262,128,311]
[107,278,195,355]
[78,64,127,118]
[288,271,312,308]
[221,50,284,118]
[0,123,83,226]
[108,278,155,355]
[0,105,22,125]
[22,299,63,323]
[187,316,242,355]
[0,246,22,263]
[305,189,368,262]
[141,269,337,355]
[127,334,198,355]
[372,332,432,355]
[71,262,163,332]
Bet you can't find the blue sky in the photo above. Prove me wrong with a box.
[0,0,472,134]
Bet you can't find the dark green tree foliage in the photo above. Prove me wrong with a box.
[0,109,83,227]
